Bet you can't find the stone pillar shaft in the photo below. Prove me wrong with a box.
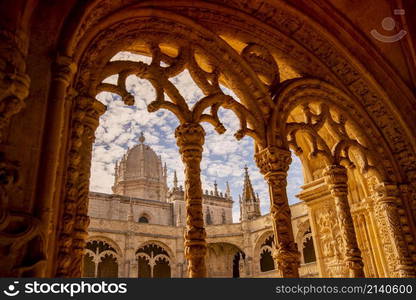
[375,183,416,277]
[70,98,106,277]
[38,56,77,277]
[175,123,207,278]
[323,165,364,277]
[255,146,300,277]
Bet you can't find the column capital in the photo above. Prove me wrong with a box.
[323,165,348,196]
[175,123,205,153]
[53,55,77,86]
[254,146,291,176]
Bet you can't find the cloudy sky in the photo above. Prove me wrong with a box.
[90,52,304,222]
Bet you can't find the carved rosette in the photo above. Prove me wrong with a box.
[69,98,106,277]
[175,123,207,278]
[254,146,300,277]
[374,183,416,277]
[323,165,365,277]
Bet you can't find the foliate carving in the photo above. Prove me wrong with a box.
[255,146,300,277]
[0,153,46,276]
[95,36,263,142]
[0,28,46,276]
[70,99,106,277]
[314,204,348,277]
[56,98,85,277]
[241,43,280,90]
[355,213,377,277]
[374,183,416,277]
[175,123,207,278]
[323,165,365,277]
[57,96,106,277]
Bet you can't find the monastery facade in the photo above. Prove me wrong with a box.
[84,135,316,278]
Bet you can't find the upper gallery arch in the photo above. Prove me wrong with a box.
[57,0,416,182]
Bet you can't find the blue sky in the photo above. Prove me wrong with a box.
[90,52,304,222]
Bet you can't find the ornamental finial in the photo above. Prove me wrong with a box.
[139,132,145,144]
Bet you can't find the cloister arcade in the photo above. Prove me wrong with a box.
[1,0,415,278]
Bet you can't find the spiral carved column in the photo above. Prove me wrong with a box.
[175,123,207,278]
[375,183,416,277]
[69,97,106,277]
[323,165,364,277]
[255,146,300,278]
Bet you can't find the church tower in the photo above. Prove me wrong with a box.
[112,132,168,201]
[239,166,261,221]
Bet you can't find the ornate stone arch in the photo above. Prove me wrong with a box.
[272,78,416,276]
[254,230,274,253]
[136,240,175,278]
[86,235,123,258]
[295,219,312,249]
[253,230,274,274]
[136,240,175,262]
[273,78,398,182]
[29,0,416,278]
[83,238,120,278]
[206,242,246,278]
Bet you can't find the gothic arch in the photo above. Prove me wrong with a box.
[136,241,173,278]
[83,239,120,278]
[58,0,416,172]
[206,242,245,278]
[52,3,416,278]
[273,78,416,276]
[136,240,175,262]
[86,235,123,258]
[253,231,274,274]
[254,231,274,254]
[295,219,312,249]
[273,78,398,182]
[2,0,415,278]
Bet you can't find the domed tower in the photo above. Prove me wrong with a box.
[112,133,168,201]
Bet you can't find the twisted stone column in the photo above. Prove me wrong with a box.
[323,165,364,277]
[255,146,300,277]
[175,123,207,278]
[375,183,416,277]
[70,97,106,277]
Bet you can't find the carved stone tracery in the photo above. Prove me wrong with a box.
[40,2,416,278]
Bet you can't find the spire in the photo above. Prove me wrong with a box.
[240,165,261,221]
[173,170,178,190]
[242,165,256,203]
[214,180,218,196]
[163,162,167,177]
[226,181,231,198]
[139,132,145,144]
